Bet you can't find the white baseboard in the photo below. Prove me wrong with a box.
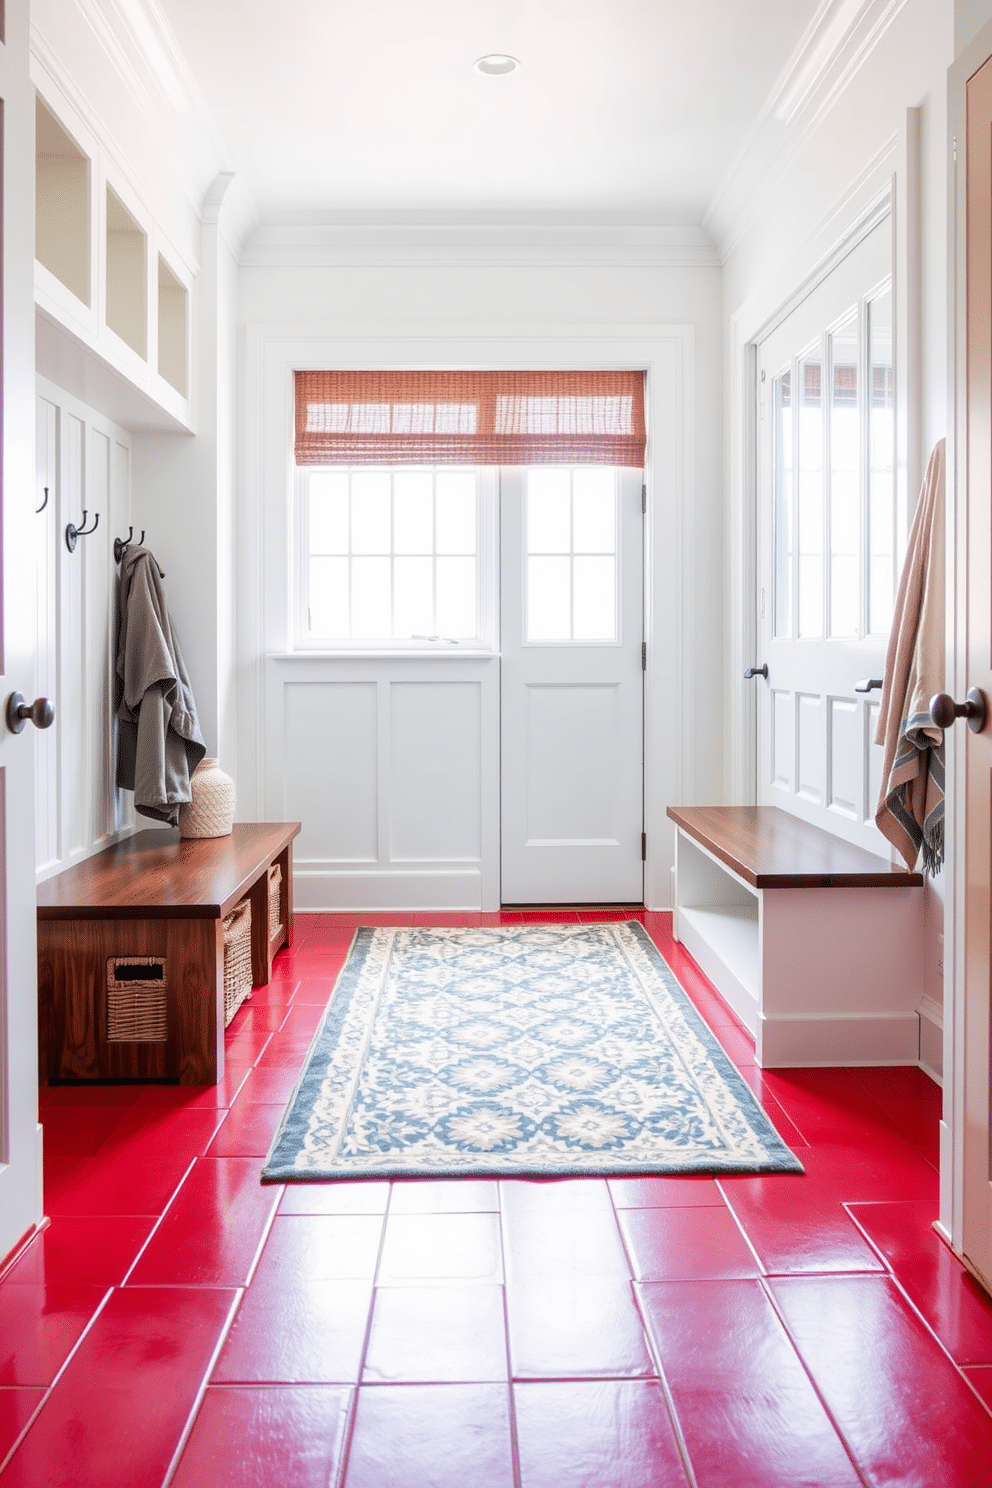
[918,994,943,1084]
[757,1010,921,1068]
[294,867,483,912]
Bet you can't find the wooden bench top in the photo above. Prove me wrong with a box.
[37,822,301,921]
[667,805,924,889]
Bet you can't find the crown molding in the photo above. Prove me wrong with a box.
[704,0,911,260]
[239,222,720,271]
[31,0,258,241]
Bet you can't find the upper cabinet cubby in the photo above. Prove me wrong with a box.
[36,99,90,306]
[105,186,147,359]
[33,88,194,432]
[157,255,189,397]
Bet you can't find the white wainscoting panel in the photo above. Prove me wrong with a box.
[828,697,861,821]
[525,682,621,844]
[35,380,133,883]
[284,681,379,863]
[771,689,792,792]
[390,681,482,863]
[268,656,499,910]
[796,692,826,806]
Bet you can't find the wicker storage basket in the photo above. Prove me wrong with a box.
[268,861,283,944]
[223,899,253,1026]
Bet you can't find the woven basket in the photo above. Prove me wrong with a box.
[268,861,283,944]
[223,899,253,1026]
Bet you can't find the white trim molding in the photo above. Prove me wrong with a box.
[239,321,695,911]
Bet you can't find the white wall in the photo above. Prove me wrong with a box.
[237,246,724,907]
[34,381,134,880]
[720,0,955,1075]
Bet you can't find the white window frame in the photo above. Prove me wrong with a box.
[293,464,499,655]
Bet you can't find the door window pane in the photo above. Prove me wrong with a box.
[773,371,793,638]
[829,317,860,637]
[524,468,619,643]
[797,355,824,638]
[868,288,895,634]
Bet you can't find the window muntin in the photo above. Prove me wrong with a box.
[770,277,896,645]
[302,466,483,645]
[525,467,618,644]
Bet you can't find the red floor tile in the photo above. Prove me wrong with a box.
[207,1103,286,1158]
[253,1033,317,1070]
[278,1002,329,1037]
[236,1064,307,1105]
[377,1212,503,1285]
[501,1179,630,1280]
[962,1365,992,1410]
[507,1274,655,1379]
[619,1204,762,1281]
[388,1179,499,1213]
[769,1273,992,1485]
[171,1385,352,1488]
[41,1085,143,1109]
[127,1157,281,1287]
[718,1169,886,1275]
[639,1278,863,1487]
[342,1383,515,1488]
[215,1273,373,1384]
[290,975,344,1005]
[363,1284,508,1382]
[608,1175,726,1208]
[0,1390,45,1468]
[278,1182,390,1217]
[847,1200,992,1365]
[0,1282,107,1386]
[514,1380,691,1487]
[48,1108,226,1217]
[224,1029,274,1065]
[129,1066,251,1111]
[39,1105,134,1162]
[0,1286,238,1488]
[3,1217,156,1288]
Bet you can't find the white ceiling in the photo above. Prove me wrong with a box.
[155,0,823,224]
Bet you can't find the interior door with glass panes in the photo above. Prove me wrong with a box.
[756,218,894,852]
[500,465,643,903]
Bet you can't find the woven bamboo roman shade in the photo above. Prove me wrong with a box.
[294,369,646,467]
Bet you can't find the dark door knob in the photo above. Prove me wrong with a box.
[744,664,768,680]
[929,688,987,734]
[5,693,55,734]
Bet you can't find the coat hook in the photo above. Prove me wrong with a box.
[36,486,49,514]
[65,510,100,554]
[113,526,134,563]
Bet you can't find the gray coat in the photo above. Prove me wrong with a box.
[115,545,206,825]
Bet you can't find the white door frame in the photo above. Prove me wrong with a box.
[729,119,922,808]
[240,322,694,911]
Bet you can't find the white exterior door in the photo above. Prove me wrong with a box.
[756,219,894,853]
[0,1,44,1262]
[500,466,643,903]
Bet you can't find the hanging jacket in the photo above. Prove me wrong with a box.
[115,544,206,825]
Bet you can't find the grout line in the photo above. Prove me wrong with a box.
[160,1286,246,1487]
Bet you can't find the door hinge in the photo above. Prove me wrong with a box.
[641,832,647,861]
[641,483,647,515]
[641,641,647,671]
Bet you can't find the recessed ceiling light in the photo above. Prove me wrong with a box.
[474,54,520,76]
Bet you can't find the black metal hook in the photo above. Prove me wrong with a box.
[114,526,145,563]
[36,486,49,514]
[65,510,100,554]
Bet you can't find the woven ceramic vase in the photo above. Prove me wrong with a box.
[179,758,236,839]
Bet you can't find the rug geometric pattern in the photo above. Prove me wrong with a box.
[262,922,803,1181]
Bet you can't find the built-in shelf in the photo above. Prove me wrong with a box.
[105,186,147,359]
[33,88,194,431]
[157,255,188,396]
[36,99,90,306]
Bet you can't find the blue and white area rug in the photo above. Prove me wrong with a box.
[262,922,803,1182]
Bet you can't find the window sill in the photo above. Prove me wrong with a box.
[268,650,500,662]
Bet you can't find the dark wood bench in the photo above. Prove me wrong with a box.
[37,821,301,1086]
[666,805,924,1068]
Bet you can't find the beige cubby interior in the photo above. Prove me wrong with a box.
[35,98,90,305]
[105,186,148,359]
[157,256,188,397]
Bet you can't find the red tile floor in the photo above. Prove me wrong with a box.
[2,909,991,1485]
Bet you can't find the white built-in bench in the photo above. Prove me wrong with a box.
[667,805,925,1068]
